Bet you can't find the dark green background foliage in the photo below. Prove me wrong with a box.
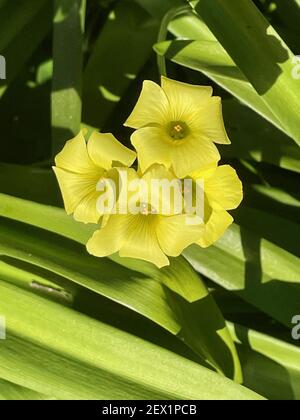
[0,0,299,400]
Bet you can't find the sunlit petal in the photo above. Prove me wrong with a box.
[161,76,213,120]
[206,165,243,210]
[86,214,131,257]
[88,132,136,170]
[171,135,220,178]
[119,214,169,268]
[156,214,203,256]
[142,165,183,215]
[55,131,98,174]
[53,167,102,218]
[125,80,170,128]
[194,97,230,144]
[73,191,102,224]
[131,127,172,174]
[197,208,233,248]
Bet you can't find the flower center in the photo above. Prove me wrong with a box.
[168,121,189,140]
[139,202,157,216]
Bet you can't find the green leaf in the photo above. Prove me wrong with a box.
[220,99,300,173]
[184,224,300,327]
[235,206,300,258]
[191,0,300,146]
[0,379,52,401]
[0,0,52,97]
[51,0,86,155]
[135,0,184,18]
[0,281,263,400]
[0,0,48,52]
[83,0,159,129]
[228,322,300,400]
[0,193,242,380]
[0,164,60,206]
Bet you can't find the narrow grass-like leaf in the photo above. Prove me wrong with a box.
[83,1,159,129]
[0,193,242,380]
[0,0,48,52]
[220,100,300,173]
[0,1,52,97]
[51,0,86,155]
[184,224,300,327]
[0,281,262,400]
[0,379,51,401]
[191,0,300,145]
[228,323,300,400]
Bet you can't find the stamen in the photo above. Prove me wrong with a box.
[174,124,183,133]
[140,202,157,215]
[168,121,189,140]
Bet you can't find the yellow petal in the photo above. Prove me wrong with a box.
[86,214,130,257]
[120,214,169,268]
[124,80,170,128]
[87,213,169,267]
[55,131,97,173]
[73,191,102,224]
[171,134,220,178]
[88,132,136,170]
[131,127,172,174]
[206,165,243,210]
[141,165,183,215]
[197,208,233,248]
[195,97,230,144]
[190,162,218,181]
[53,167,102,219]
[156,214,203,256]
[161,76,213,121]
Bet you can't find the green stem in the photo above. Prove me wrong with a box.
[157,5,192,77]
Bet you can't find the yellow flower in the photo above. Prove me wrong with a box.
[125,76,230,178]
[86,165,202,268]
[53,130,136,224]
[189,164,243,248]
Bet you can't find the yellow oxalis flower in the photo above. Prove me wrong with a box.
[53,130,136,224]
[86,165,202,268]
[125,76,230,178]
[189,164,243,248]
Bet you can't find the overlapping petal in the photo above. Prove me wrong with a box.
[205,165,243,210]
[171,135,220,178]
[131,127,172,174]
[119,215,169,268]
[194,97,231,144]
[86,214,132,257]
[54,130,136,225]
[125,80,170,128]
[161,76,213,120]
[88,132,136,169]
[196,208,233,248]
[188,164,242,247]
[156,214,203,256]
[52,167,102,220]
[55,131,98,174]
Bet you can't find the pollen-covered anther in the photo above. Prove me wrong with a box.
[174,124,183,133]
[168,121,189,140]
[140,202,157,215]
